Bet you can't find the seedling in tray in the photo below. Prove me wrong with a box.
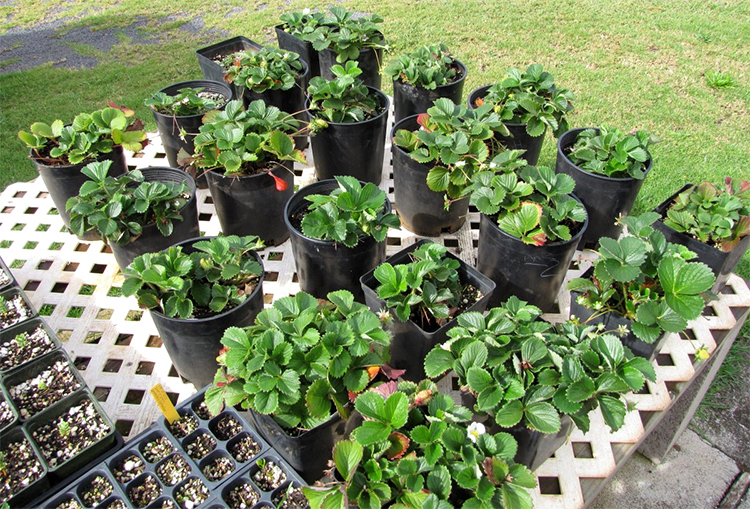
[185,431,217,460]
[226,482,260,508]
[0,322,57,371]
[9,355,83,418]
[156,453,191,487]
[175,477,210,509]
[0,432,45,505]
[111,453,146,483]
[273,484,308,509]
[79,474,114,506]
[0,293,33,330]
[127,474,162,507]
[252,458,287,491]
[166,413,199,439]
[141,434,175,463]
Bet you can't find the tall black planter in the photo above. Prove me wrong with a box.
[243,61,310,150]
[392,59,467,123]
[108,167,200,271]
[205,161,294,246]
[196,36,263,84]
[319,46,384,90]
[149,237,265,389]
[150,80,233,188]
[307,87,388,184]
[276,25,320,79]
[244,410,346,483]
[477,206,587,312]
[360,240,496,381]
[652,184,750,294]
[391,115,470,236]
[33,146,126,241]
[467,85,546,166]
[284,179,390,302]
[556,127,652,250]
[569,276,667,360]
[506,416,573,472]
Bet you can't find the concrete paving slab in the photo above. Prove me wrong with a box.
[589,429,739,509]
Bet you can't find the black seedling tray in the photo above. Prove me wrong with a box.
[0,286,37,334]
[0,316,62,377]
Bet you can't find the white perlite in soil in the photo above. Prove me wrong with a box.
[0,325,56,371]
[0,295,32,330]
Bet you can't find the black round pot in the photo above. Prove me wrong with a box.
[276,25,320,79]
[505,416,573,472]
[319,45,384,90]
[205,161,294,246]
[391,115,469,236]
[392,59,467,123]
[467,85,545,166]
[243,60,310,150]
[108,167,200,271]
[476,201,588,312]
[149,236,265,389]
[33,146,127,241]
[285,179,390,302]
[150,80,233,188]
[651,184,748,294]
[243,410,346,483]
[555,127,652,250]
[306,87,389,184]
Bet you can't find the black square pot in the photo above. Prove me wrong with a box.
[360,239,496,381]
[195,36,263,84]
[0,317,61,376]
[652,183,750,294]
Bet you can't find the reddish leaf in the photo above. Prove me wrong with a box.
[370,381,398,399]
[416,113,432,132]
[414,389,433,406]
[380,365,406,380]
[385,432,410,460]
[531,232,548,246]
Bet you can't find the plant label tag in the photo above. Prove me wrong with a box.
[150,384,181,424]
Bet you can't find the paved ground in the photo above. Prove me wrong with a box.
[3,13,750,509]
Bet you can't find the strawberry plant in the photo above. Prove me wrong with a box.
[18,104,147,165]
[465,151,587,245]
[475,64,574,138]
[303,380,537,509]
[662,178,750,251]
[121,235,265,319]
[279,9,327,39]
[191,99,305,180]
[222,47,305,94]
[425,297,656,434]
[565,126,659,179]
[384,43,460,90]
[307,62,383,126]
[145,87,227,116]
[205,290,391,430]
[568,213,716,343]
[299,175,400,247]
[65,160,190,244]
[393,98,509,202]
[307,7,387,63]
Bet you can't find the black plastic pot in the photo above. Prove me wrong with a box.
[555,127,652,250]
[196,36,263,85]
[569,272,667,360]
[0,385,18,434]
[205,161,294,246]
[0,256,16,292]
[33,146,127,241]
[0,286,37,332]
[27,390,119,483]
[477,203,588,312]
[0,427,49,507]
[150,80,233,188]
[148,237,265,389]
[506,415,573,472]
[391,115,470,236]
[307,87,388,184]
[0,317,61,376]
[285,179,390,302]
[243,61,310,150]
[108,167,200,271]
[360,240,496,381]
[392,59,467,123]
[319,45,384,90]
[652,184,750,294]
[244,409,346,484]
[276,24,320,78]
[467,85,546,166]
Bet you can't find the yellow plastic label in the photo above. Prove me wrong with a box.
[150,384,181,424]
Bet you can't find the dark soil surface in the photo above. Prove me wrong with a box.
[0,324,56,371]
[141,435,174,463]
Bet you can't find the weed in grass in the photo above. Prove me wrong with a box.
[39,304,55,316]
[9,260,24,269]
[36,224,50,232]
[0,241,11,248]
[79,284,96,295]
[705,71,736,89]
[49,242,64,250]
[0,58,20,70]
[23,241,37,249]
[694,33,712,43]
[106,286,122,297]
[67,306,84,318]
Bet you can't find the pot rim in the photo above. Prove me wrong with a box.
[150,79,233,121]
[392,58,468,91]
[557,127,653,183]
[29,144,123,170]
[284,178,392,248]
[148,236,265,324]
[305,86,390,128]
[204,160,294,182]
